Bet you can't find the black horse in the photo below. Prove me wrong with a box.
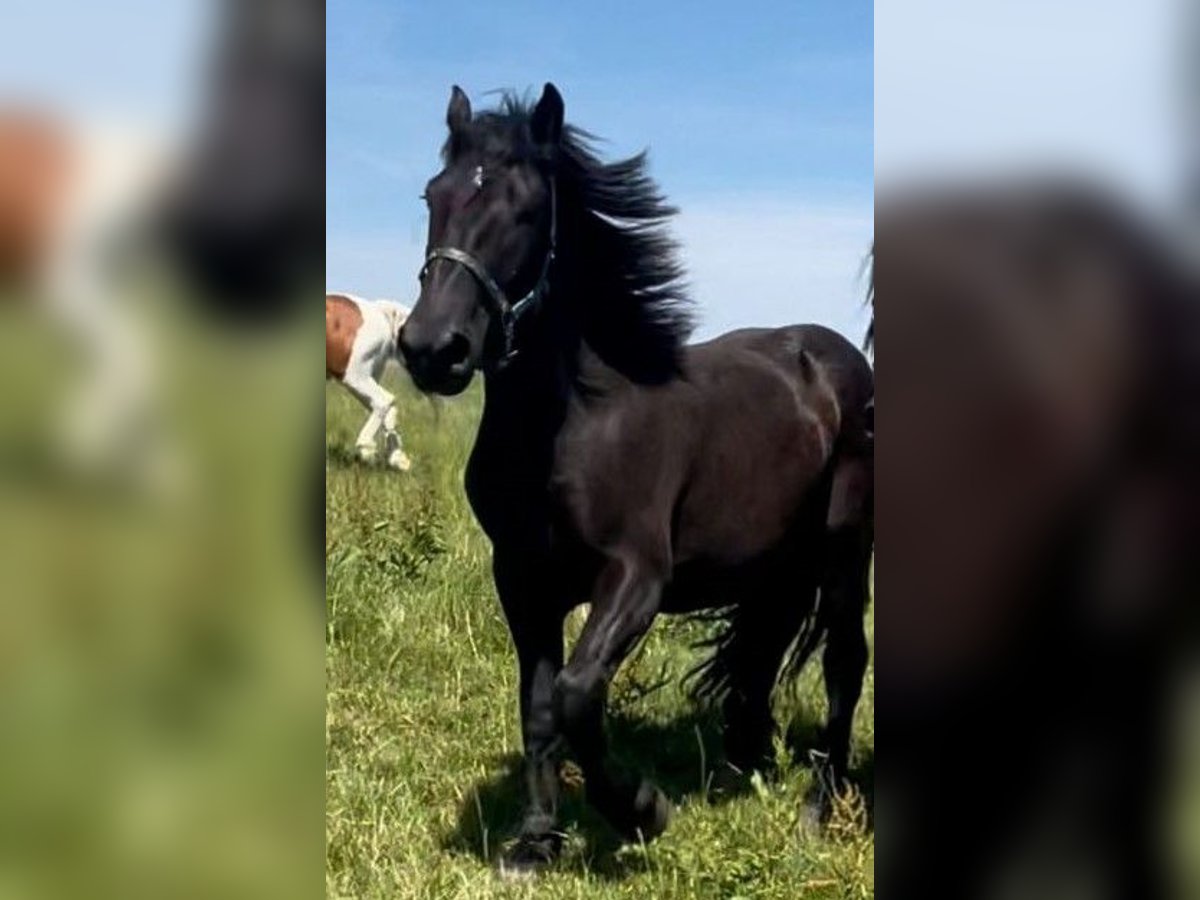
[400,84,874,872]
[873,181,1199,897]
[161,0,324,317]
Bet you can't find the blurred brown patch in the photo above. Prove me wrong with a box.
[0,111,75,284]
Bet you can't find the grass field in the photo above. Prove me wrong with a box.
[325,365,875,899]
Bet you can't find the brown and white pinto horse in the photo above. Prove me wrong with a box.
[326,292,413,470]
[0,109,176,487]
[0,4,324,492]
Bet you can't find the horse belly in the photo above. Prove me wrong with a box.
[674,409,832,567]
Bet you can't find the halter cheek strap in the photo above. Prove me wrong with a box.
[419,179,557,370]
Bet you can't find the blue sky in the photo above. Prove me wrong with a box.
[328,0,874,341]
[1,0,211,126]
[4,1,1181,344]
[876,0,1182,209]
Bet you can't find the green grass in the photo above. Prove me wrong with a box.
[325,366,875,899]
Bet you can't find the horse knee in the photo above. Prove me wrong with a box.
[553,664,604,734]
[826,618,867,673]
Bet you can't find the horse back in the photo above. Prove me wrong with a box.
[554,325,872,571]
[676,325,870,563]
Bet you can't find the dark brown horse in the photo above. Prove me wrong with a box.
[399,84,874,873]
[874,180,1198,897]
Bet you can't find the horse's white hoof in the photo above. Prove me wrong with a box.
[356,445,377,463]
[387,450,412,472]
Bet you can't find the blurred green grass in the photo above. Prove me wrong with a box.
[0,299,323,900]
[325,364,876,899]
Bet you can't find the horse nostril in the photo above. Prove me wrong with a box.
[434,331,471,371]
[398,322,421,367]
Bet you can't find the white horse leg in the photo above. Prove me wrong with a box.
[369,357,410,471]
[43,235,155,479]
[342,373,394,464]
[354,407,384,461]
[381,403,411,471]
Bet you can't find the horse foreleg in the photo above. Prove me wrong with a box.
[554,554,672,843]
[494,555,566,875]
[43,240,162,486]
[341,373,393,463]
[379,403,410,471]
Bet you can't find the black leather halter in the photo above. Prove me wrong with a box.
[419,179,557,370]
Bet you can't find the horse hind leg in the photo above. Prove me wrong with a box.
[703,571,819,774]
[805,455,873,823]
[380,403,411,471]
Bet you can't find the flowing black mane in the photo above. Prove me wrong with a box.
[444,93,694,383]
[863,248,875,354]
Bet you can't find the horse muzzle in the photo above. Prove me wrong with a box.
[398,321,476,395]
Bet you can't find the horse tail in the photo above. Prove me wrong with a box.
[683,569,825,707]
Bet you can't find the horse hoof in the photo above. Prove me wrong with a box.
[630,781,672,843]
[387,450,412,471]
[799,779,834,833]
[356,445,376,463]
[498,834,560,878]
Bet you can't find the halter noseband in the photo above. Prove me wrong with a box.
[419,179,557,370]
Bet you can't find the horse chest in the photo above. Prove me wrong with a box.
[463,428,610,566]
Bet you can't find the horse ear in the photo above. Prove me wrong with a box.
[447,85,472,133]
[530,82,564,146]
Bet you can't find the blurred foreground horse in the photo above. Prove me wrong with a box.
[875,180,1198,897]
[0,111,175,485]
[0,0,322,491]
[400,84,875,873]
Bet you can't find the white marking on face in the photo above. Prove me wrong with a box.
[472,166,484,190]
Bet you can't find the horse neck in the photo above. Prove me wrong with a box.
[482,301,575,417]
[477,272,595,470]
[478,206,644,458]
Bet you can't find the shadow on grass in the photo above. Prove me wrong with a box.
[441,705,874,880]
[0,440,173,508]
[325,443,367,471]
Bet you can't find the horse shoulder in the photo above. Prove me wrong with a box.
[551,388,695,569]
